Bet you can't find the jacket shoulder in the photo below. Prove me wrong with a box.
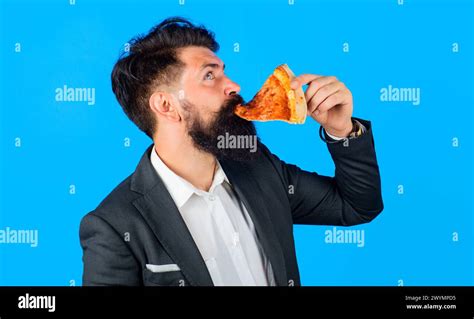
[83,173,142,224]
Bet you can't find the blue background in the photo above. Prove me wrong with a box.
[0,0,472,286]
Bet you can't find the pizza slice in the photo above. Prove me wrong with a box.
[234,64,307,124]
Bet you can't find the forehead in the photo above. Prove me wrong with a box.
[179,46,223,71]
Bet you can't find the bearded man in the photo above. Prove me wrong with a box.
[79,17,383,286]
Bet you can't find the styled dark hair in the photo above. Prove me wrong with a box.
[111,17,219,138]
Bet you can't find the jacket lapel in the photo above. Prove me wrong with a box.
[130,146,214,286]
[220,159,288,286]
[129,145,288,286]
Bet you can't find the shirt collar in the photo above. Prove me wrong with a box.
[150,146,229,208]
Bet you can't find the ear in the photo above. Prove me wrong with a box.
[149,91,181,122]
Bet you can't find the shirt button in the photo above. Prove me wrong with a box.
[232,233,240,247]
[209,194,216,201]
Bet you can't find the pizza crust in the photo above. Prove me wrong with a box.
[279,64,307,124]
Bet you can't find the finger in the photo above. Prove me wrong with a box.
[290,74,323,89]
[312,91,345,116]
[304,76,339,104]
[311,108,328,124]
[307,81,345,113]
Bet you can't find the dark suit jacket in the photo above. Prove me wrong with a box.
[80,118,383,286]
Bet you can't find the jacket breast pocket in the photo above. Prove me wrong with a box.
[143,268,187,286]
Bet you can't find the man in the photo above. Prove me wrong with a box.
[80,17,383,286]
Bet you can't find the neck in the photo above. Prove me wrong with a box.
[153,131,216,192]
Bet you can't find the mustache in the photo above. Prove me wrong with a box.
[186,93,259,162]
[219,94,245,116]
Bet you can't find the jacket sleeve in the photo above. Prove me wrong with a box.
[262,118,384,226]
[79,212,141,286]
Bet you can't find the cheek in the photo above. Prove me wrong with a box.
[188,84,214,100]
[200,104,220,124]
[184,83,225,121]
[198,95,224,120]
[201,88,223,109]
[184,102,215,126]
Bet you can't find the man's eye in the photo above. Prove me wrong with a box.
[204,71,215,80]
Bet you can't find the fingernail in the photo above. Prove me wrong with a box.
[313,110,320,116]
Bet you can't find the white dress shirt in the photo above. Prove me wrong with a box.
[150,147,274,286]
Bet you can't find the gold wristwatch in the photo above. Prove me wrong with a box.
[348,119,364,139]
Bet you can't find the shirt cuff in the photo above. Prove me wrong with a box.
[325,130,346,141]
[324,120,367,141]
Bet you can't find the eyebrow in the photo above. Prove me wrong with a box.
[200,62,225,71]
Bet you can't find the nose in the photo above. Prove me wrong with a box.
[224,77,241,96]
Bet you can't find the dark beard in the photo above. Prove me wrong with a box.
[182,95,261,162]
